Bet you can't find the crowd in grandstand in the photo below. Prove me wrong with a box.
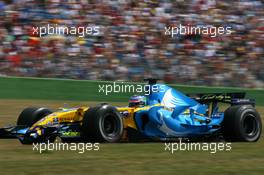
[0,0,263,88]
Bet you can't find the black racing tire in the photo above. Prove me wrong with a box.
[81,104,123,143]
[17,107,52,127]
[222,105,262,142]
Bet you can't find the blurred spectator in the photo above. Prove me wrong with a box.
[0,0,263,88]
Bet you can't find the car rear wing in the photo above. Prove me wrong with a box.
[187,92,255,106]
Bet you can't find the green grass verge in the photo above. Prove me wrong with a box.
[0,76,263,105]
[0,140,264,175]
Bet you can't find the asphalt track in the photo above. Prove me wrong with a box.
[0,77,263,175]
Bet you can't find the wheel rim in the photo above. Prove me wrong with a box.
[102,114,120,137]
[243,114,258,137]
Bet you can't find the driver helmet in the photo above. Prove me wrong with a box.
[129,95,146,107]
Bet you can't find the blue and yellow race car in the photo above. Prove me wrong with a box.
[0,79,262,144]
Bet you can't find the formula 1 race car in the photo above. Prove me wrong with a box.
[0,79,262,144]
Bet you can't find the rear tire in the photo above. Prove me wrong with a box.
[82,104,123,143]
[17,107,52,127]
[222,105,262,142]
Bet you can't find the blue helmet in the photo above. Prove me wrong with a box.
[129,95,146,107]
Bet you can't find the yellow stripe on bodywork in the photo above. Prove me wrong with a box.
[117,104,162,130]
[31,107,89,129]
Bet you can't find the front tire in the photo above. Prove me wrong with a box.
[222,105,262,142]
[17,107,52,127]
[82,105,123,143]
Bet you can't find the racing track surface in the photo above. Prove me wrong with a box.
[0,99,263,175]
